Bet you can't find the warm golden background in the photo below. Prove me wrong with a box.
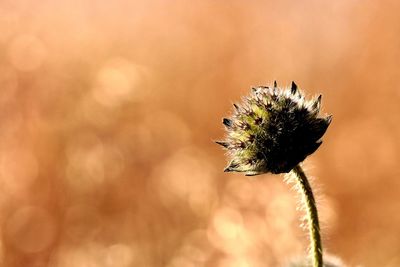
[0,0,399,266]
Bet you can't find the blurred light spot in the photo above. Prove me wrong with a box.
[0,112,23,148]
[65,133,105,192]
[118,123,153,161]
[105,244,133,267]
[5,206,56,253]
[217,257,251,267]
[8,34,46,71]
[213,207,243,241]
[178,244,207,263]
[224,178,254,208]
[0,65,18,105]
[208,207,250,255]
[54,243,103,267]
[266,193,296,226]
[129,110,191,159]
[65,132,124,190]
[0,147,38,196]
[103,147,125,180]
[188,185,218,217]
[151,147,217,216]
[264,192,302,257]
[79,96,116,127]
[64,204,101,242]
[167,256,196,267]
[252,178,289,208]
[92,58,149,107]
[180,229,212,263]
[242,214,267,246]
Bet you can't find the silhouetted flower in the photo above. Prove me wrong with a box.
[216,81,332,175]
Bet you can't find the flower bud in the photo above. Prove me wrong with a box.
[216,81,332,175]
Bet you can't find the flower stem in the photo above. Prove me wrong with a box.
[291,165,323,267]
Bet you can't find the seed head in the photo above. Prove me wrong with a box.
[216,81,332,176]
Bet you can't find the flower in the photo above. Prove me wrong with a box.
[216,81,332,175]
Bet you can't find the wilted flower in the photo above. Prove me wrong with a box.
[216,81,332,175]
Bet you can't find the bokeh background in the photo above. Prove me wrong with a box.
[0,0,400,266]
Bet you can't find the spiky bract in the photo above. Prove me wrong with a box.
[216,81,332,175]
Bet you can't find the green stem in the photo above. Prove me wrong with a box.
[291,165,323,267]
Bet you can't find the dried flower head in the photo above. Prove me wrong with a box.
[216,81,332,175]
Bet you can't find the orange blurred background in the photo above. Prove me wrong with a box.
[1,0,400,266]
